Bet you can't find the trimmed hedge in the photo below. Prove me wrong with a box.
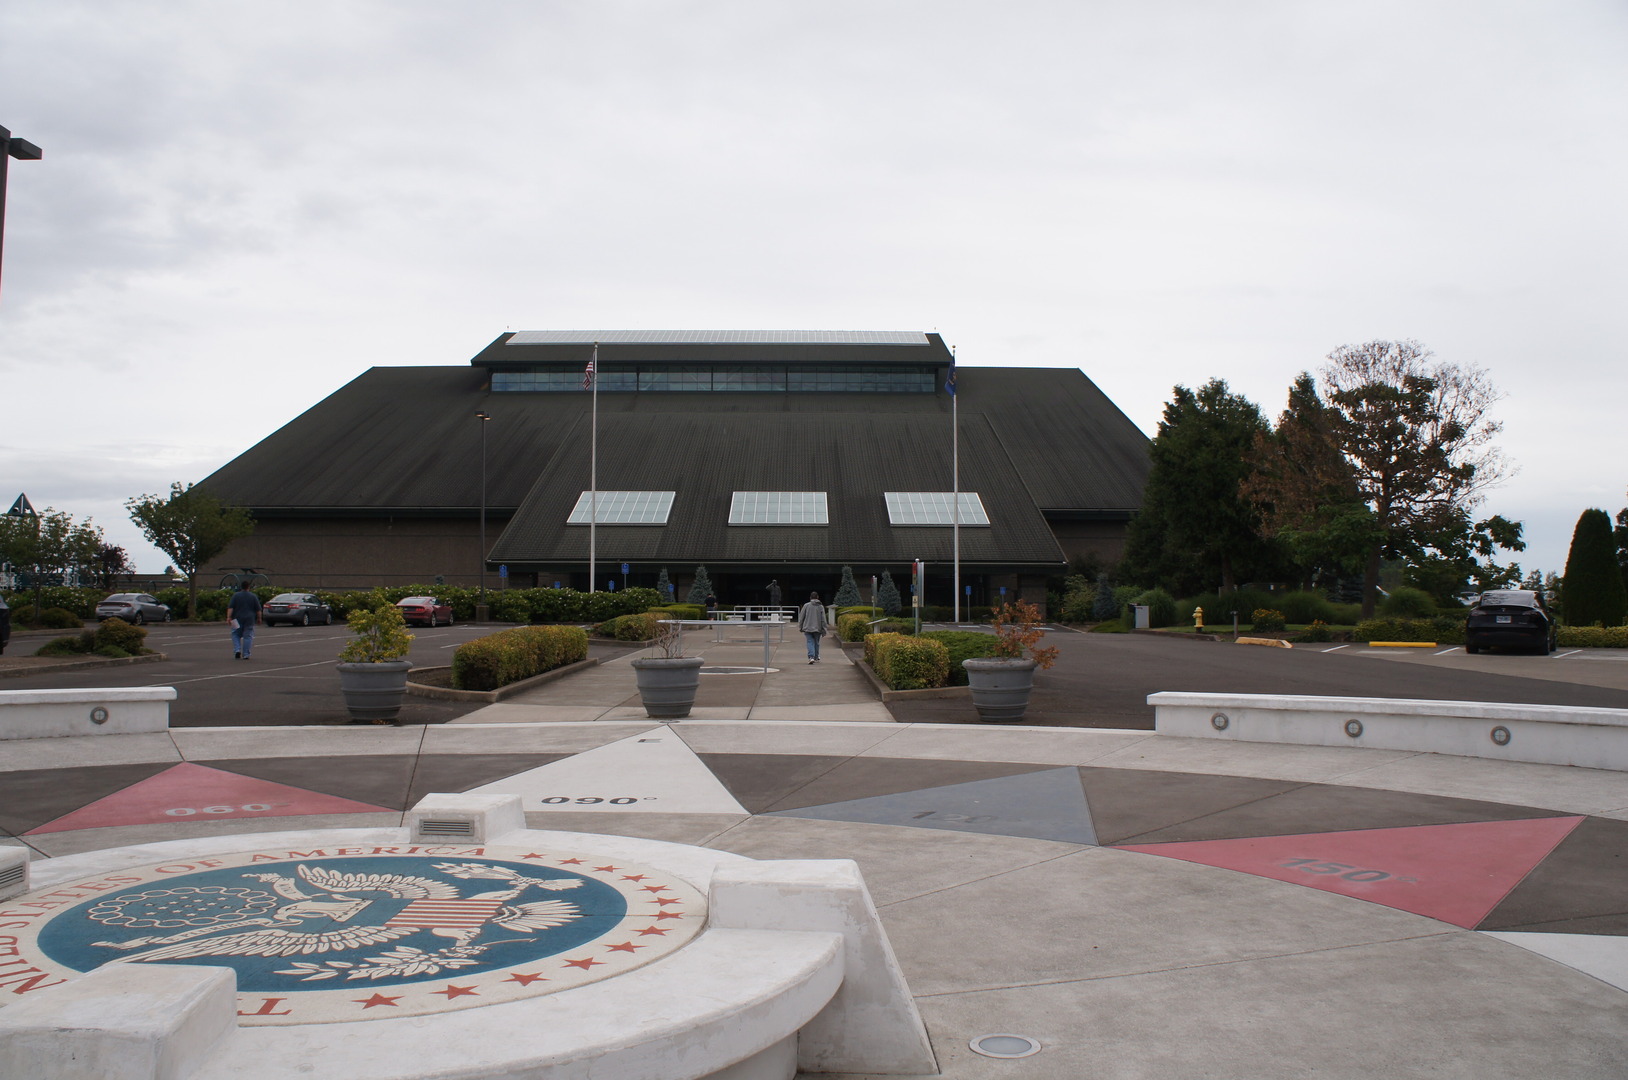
[869,634,950,690]
[917,630,1000,686]
[836,613,873,642]
[1353,616,1465,644]
[1557,626,1628,648]
[451,625,589,691]
[596,612,663,641]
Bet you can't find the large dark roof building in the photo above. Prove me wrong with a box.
[203,331,1150,608]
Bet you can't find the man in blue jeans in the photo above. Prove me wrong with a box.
[227,582,261,659]
[798,591,828,664]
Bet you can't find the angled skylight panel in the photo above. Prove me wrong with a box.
[884,492,991,526]
[729,491,829,525]
[567,491,675,525]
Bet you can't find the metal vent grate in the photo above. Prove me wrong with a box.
[417,819,475,836]
[0,863,25,890]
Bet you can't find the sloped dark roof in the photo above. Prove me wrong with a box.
[200,339,1150,568]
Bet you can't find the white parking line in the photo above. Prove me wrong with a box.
[1434,647,1460,655]
[1321,644,1351,652]
[1553,649,1583,659]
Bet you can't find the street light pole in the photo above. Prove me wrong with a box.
[0,124,44,309]
[476,411,491,606]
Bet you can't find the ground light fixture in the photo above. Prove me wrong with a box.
[968,1033,1043,1059]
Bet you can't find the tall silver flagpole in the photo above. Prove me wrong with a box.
[589,341,598,592]
[951,346,960,625]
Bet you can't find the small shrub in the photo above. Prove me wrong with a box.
[1381,587,1436,619]
[1132,587,1177,628]
[872,635,950,690]
[1297,620,1334,643]
[452,625,588,690]
[990,600,1057,668]
[37,607,84,630]
[864,631,907,670]
[873,620,914,635]
[918,630,1000,685]
[1277,590,1337,625]
[1059,576,1096,623]
[338,605,415,663]
[1251,609,1286,632]
[1353,616,1464,644]
[37,632,94,656]
[94,617,148,655]
[836,613,873,642]
[658,603,705,621]
[596,612,662,641]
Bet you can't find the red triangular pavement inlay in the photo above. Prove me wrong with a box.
[1115,816,1584,928]
[26,762,392,834]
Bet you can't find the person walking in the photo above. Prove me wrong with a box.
[798,591,828,663]
[227,581,261,659]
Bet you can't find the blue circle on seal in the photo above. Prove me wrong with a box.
[37,856,628,991]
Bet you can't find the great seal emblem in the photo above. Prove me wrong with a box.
[0,844,705,1024]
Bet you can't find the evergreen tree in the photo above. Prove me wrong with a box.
[656,567,674,603]
[834,565,862,606]
[1091,572,1117,621]
[686,565,714,605]
[878,570,902,616]
[1616,501,1628,597]
[1561,509,1627,627]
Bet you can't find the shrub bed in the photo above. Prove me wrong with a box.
[1353,616,1464,644]
[451,625,589,691]
[1557,626,1628,648]
[34,617,152,658]
[917,630,1000,686]
[595,612,663,641]
[836,613,874,642]
[869,634,950,690]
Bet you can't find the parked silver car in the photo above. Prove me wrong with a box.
[95,593,172,624]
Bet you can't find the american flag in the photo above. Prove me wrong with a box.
[385,899,504,930]
[583,358,595,390]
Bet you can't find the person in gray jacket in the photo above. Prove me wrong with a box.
[798,591,828,663]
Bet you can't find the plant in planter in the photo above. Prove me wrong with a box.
[630,615,704,719]
[963,600,1058,722]
[336,604,416,724]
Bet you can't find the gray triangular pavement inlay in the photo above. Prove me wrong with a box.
[764,766,1097,844]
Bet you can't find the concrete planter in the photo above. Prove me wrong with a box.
[336,660,414,723]
[963,657,1037,722]
[631,656,704,719]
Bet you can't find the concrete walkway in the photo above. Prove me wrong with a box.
[3,632,1627,1078]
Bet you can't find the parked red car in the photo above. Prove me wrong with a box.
[395,596,454,627]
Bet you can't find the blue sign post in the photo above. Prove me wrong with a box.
[498,564,508,591]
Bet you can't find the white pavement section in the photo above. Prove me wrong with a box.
[0,687,176,740]
[1484,932,1628,992]
[1150,692,1628,770]
[467,730,750,814]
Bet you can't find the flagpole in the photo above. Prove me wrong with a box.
[951,347,960,625]
[589,341,598,593]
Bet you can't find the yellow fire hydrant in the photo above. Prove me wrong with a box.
[1193,606,1204,631]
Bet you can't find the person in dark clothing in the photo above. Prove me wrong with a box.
[798,591,828,663]
[227,582,261,659]
[768,580,782,608]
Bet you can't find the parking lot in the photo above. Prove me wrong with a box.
[3,622,1626,729]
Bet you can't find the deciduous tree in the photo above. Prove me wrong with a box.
[0,508,104,619]
[127,483,255,619]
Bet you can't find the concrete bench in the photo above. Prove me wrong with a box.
[0,687,176,740]
[1149,691,1628,771]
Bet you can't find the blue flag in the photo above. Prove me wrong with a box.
[944,364,956,396]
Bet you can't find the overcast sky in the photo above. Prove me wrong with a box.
[2,1,1624,579]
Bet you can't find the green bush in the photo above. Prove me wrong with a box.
[1297,620,1334,643]
[595,612,662,641]
[1251,608,1286,632]
[837,605,882,620]
[836,613,874,642]
[1381,587,1436,619]
[94,617,148,655]
[1556,625,1628,648]
[1132,587,1177,628]
[1059,575,1096,623]
[1179,589,1279,630]
[1353,616,1464,644]
[873,620,915,635]
[452,625,589,691]
[1111,585,1142,624]
[36,607,84,630]
[864,631,905,669]
[1276,590,1338,625]
[656,603,704,620]
[36,632,94,656]
[154,587,191,615]
[871,635,950,690]
[2,587,103,618]
[918,630,1000,685]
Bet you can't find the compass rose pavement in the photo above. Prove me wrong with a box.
[4,712,1628,1076]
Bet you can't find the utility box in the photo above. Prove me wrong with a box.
[1132,604,1150,629]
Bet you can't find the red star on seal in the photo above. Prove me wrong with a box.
[634,926,672,936]
[558,858,585,865]
[650,896,682,905]
[353,993,402,1009]
[432,984,479,998]
[604,941,645,953]
[593,865,621,873]
[640,885,670,893]
[561,957,605,970]
[620,874,648,881]
[520,853,549,860]
[653,910,684,920]
[504,972,548,985]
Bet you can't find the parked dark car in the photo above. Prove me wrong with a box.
[1465,590,1556,654]
[95,593,172,624]
[263,593,333,627]
[395,596,454,627]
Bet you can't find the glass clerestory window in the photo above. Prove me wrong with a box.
[884,492,991,526]
[492,364,937,393]
[566,491,675,525]
[729,492,829,526]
